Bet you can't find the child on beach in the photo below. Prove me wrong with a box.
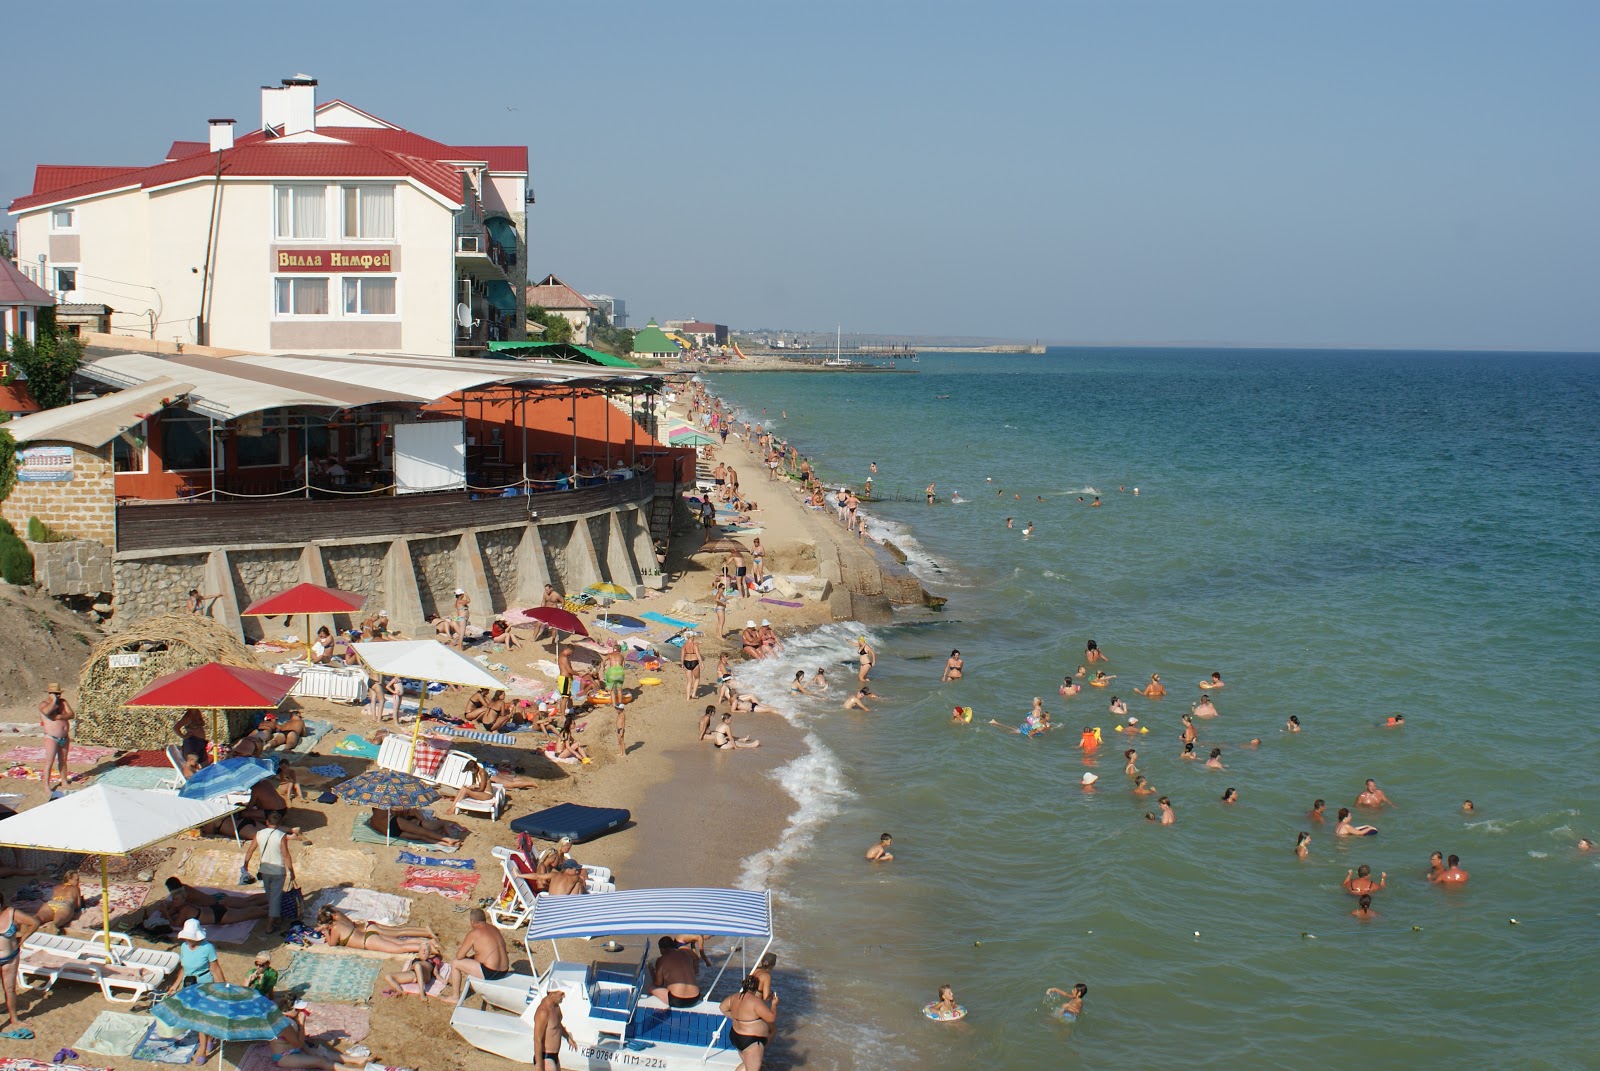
[926,985,964,1020]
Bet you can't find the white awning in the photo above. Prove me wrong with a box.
[349,640,503,689]
[0,785,237,855]
[1,378,196,447]
[526,888,773,941]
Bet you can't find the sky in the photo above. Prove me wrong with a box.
[5,1,1597,350]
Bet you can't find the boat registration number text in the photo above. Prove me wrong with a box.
[580,1047,666,1068]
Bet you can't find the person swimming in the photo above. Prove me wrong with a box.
[1090,671,1115,688]
[1198,672,1225,689]
[1336,807,1378,836]
[1295,832,1311,858]
[1351,894,1378,920]
[1286,715,1301,733]
[1047,983,1087,1021]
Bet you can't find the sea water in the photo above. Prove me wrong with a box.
[707,349,1600,1071]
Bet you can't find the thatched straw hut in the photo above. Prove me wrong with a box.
[75,614,269,749]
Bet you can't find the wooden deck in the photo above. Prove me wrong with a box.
[115,478,655,553]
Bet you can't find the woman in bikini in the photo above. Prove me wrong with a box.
[1134,673,1166,698]
[713,584,728,639]
[38,683,74,793]
[316,908,438,955]
[267,1001,370,1070]
[1084,639,1108,664]
[942,650,964,682]
[682,632,704,701]
[383,675,404,721]
[33,871,83,935]
[452,761,498,812]
[750,537,766,585]
[0,890,40,1038]
[856,638,876,684]
[368,808,463,849]
[719,974,777,1071]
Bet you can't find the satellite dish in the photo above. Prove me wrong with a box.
[456,303,472,328]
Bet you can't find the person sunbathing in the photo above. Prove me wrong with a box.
[713,713,760,749]
[546,731,592,765]
[428,613,463,645]
[265,712,307,752]
[161,877,271,926]
[453,761,498,810]
[32,871,83,934]
[478,691,513,732]
[367,807,464,848]
[381,952,437,1002]
[317,907,435,944]
[317,910,439,956]
[730,693,779,715]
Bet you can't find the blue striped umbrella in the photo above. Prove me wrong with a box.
[178,757,279,801]
[331,768,439,809]
[152,981,288,1041]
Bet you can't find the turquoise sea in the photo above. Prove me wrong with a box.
[706,349,1599,1071]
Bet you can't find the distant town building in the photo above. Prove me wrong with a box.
[7,75,529,357]
[679,321,728,347]
[583,293,626,329]
[630,320,682,358]
[526,273,596,345]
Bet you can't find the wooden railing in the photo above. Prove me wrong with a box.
[115,477,655,554]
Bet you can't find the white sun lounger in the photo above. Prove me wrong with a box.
[377,736,506,820]
[19,931,179,1004]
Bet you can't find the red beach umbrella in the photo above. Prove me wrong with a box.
[241,582,367,654]
[123,662,296,755]
[505,606,589,637]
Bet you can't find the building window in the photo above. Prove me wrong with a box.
[342,185,394,240]
[54,267,77,293]
[235,425,285,468]
[51,208,75,231]
[113,424,147,474]
[275,277,330,316]
[161,414,211,472]
[274,185,326,239]
[342,277,396,316]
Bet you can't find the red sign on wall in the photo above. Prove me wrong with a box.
[276,250,393,272]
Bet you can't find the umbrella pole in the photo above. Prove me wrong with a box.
[407,679,431,774]
[101,855,112,957]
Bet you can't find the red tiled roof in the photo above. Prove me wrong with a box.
[235,126,528,173]
[11,142,466,212]
[0,382,41,415]
[0,258,54,305]
[165,140,209,161]
[32,165,142,196]
[527,274,594,311]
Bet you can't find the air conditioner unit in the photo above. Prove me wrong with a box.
[457,235,481,254]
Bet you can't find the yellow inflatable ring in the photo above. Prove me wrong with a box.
[639,677,663,686]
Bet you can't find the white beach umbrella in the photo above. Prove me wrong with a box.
[349,641,504,772]
[0,786,237,954]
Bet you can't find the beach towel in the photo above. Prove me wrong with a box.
[310,887,412,925]
[331,734,381,759]
[0,1060,107,1071]
[289,718,333,755]
[349,814,458,852]
[133,1023,200,1064]
[101,845,174,878]
[73,1010,155,1057]
[396,850,475,870]
[182,848,246,889]
[393,962,451,997]
[117,749,175,768]
[203,918,259,945]
[429,725,516,746]
[640,610,700,630]
[279,949,383,1004]
[307,763,351,778]
[234,1044,276,1071]
[398,865,479,902]
[71,882,149,931]
[303,1001,371,1044]
[294,846,376,889]
[92,764,173,791]
[0,744,115,765]
[759,597,804,608]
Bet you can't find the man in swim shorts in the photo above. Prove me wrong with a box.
[650,936,701,1008]
[440,908,513,1001]
[1355,778,1395,809]
[1435,854,1469,885]
[533,987,575,1070]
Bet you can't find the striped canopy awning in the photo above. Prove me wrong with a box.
[526,888,772,941]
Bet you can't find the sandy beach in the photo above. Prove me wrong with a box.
[0,381,868,1070]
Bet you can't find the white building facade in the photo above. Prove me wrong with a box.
[9,77,529,358]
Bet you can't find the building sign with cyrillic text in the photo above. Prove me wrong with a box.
[277,250,393,272]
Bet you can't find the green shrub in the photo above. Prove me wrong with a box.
[26,516,66,543]
[0,516,13,538]
[0,537,32,585]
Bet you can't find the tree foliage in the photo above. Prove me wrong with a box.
[525,305,574,345]
[6,311,82,410]
[591,316,635,356]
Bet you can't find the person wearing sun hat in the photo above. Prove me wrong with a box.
[452,588,471,647]
[38,682,75,794]
[757,619,780,657]
[1081,772,1099,792]
[740,620,763,660]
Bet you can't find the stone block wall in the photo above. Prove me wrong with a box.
[322,542,387,611]
[0,442,115,546]
[476,528,520,609]
[29,538,114,597]
[586,515,612,582]
[409,535,459,618]
[114,553,208,618]
[540,521,574,589]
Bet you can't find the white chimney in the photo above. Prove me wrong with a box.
[261,85,288,133]
[208,118,235,152]
[282,74,318,136]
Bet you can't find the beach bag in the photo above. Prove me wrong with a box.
[280,881,304,924]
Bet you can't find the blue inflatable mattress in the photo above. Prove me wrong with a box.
[510,803,631,843]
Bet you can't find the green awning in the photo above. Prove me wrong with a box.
[487,340,640,368]
[484,216,519,255]
[485,280,518,314]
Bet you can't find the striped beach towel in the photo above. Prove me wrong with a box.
[397,851,475,870]
[429,725,517,745]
